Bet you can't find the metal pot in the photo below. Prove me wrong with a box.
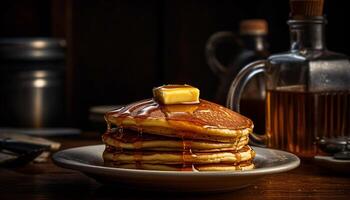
[0,38,66,128]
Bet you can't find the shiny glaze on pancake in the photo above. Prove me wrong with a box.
[103,128,182,143]
[102,128,249,152]
[106,99,253,131]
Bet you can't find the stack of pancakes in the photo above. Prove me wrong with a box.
[102,99,255,171]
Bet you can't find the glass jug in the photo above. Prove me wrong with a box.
[227,16,350,158]
[206,19,269,134]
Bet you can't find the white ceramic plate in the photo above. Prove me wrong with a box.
[53,145,300,192]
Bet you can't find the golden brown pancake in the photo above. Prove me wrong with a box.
[102,129,249,152]
[103,145,255,165]
[103,92,255,171]
[105,99,253,142]
[105,161,255,171]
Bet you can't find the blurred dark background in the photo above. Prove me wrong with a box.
[0,0,349,128]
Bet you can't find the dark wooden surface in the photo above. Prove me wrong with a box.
[1,135,350,200]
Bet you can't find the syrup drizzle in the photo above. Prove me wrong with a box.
[106,99,236,131]
[234,134,243,150]
[181,138,195,171]
[106,121,111,132]
[235,152,242,163]
[115,126,124,150]
[133,128,143,149]
[134,151,143,169]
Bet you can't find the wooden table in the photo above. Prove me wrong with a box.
[1,134,350,200]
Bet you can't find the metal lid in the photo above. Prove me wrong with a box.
[0,38,66,61]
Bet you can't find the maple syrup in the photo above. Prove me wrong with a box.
[266,88,350,157]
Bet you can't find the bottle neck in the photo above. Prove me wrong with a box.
[288,18,326,52]
[240,34,268,52]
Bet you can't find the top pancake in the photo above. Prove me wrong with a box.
[105,99,253,142]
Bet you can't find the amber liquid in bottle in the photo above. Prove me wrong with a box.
[265,86,350,157]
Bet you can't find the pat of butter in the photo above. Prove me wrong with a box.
[153,85,200,105]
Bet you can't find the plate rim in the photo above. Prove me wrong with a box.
[52,145,300,177]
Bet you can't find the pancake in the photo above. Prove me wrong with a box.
[105,99,253,142]
[102,129,249,152]
[105,162,255,171]
[103,85,256,171]
[103,145,255,165]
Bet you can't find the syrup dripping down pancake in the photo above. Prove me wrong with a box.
[104,161,255,171]
[103,145,255,165]
[105,99,253,142]
[102,128,249,152]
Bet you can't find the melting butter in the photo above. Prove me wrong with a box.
[153,84,200,105]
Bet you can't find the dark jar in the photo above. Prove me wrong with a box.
[0,38,66,128]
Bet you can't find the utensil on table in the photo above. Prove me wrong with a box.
[0,132,61,167]
[0,138,49,167]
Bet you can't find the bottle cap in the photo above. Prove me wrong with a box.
[290,0,324,19]
[239,19,268,35]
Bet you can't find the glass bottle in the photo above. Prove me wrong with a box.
[227,0,350,158]
[206,19,269,134]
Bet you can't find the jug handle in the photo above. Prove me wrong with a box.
[226,60,267,147]
[205,31,243,78]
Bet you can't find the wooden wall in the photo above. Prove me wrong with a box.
[0,0,349,128]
